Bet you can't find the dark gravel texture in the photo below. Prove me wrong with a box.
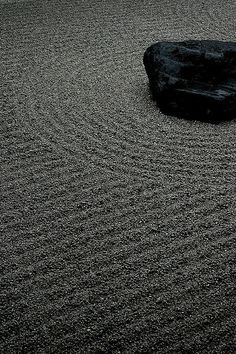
[1,0,236,353]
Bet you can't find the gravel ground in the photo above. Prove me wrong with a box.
[1,0,236,353]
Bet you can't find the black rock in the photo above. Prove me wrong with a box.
[143,40,236,123]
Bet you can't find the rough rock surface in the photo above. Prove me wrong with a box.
[143,40,236,123]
